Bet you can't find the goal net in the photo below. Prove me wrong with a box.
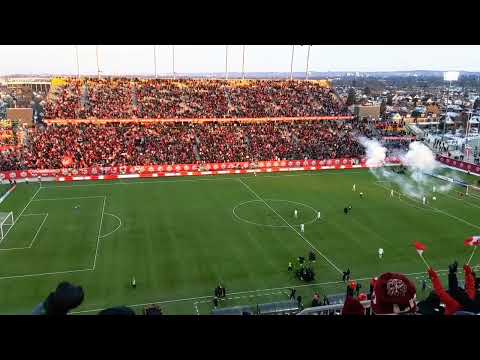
[466,185,480,200]
[0,212,14,242]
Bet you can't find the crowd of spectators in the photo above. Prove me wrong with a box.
[339,261,480,316]
[0,119,371,171]
[0,122,197,170]
[44,79,83,119]
[44,78,349,120]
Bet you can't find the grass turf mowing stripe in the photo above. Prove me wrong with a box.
[237,178,343,275]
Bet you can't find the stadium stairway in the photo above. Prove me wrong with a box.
[193,144,201,162]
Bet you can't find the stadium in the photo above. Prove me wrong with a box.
[0,45,480,315]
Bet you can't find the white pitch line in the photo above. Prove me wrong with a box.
[0,213,49,251]
[0,268,92,281]
[32,196,106,202]
[99,213,122,239]
[0,246,29,251]
[72,294,214,314]
[0,186,42,245]
[438,191,480,210]
[232,198,319,228]
[28,213,48,248]
[237,178,343,275]
[92,196,107,270]
[69,265,477,314]
[467,192,480,201]
[41,170,368,189]
[375,182,480,231]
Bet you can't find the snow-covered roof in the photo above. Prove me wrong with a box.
[446,111,460,118]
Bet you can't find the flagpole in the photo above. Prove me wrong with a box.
[467,246,477,265]
[419,253,431,269]
[172,45,176,79]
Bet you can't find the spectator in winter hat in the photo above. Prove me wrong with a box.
[32,281,84,315]
[341,296,365,315]
[371,272,417,315]
[341,284,366,316]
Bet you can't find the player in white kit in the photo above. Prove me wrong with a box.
[352,184,356,192]
[422,196,426,205]
[378,248,384,259]
[300,224,304,233]
[433,186,436,193]
[294,209,298,219]
[390,189,394,197]
[317,211,321,220]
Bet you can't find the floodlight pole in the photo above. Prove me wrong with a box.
[305,45,311,80]
[153,45,157,78]
[242,45,246,80]
[465,106,473,160]
[290,45,295,80]
[172,45,176,79]
[96,45,101,79]
[75,45,80,78]
[442,80,452,143]
[225,45,229,80]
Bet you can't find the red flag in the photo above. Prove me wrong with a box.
[414,241,427,256]
[61,155,73,167]
[464,236,480,247]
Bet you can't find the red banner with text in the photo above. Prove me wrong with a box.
[0,157,402,181]
[436,155,480,175]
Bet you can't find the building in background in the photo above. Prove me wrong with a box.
[351,104,380,120]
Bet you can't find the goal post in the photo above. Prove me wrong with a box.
[0,212,14,243]
[466,185,480,200]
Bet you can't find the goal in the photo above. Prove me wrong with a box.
[0,212,14,242]
[466,185,480,200]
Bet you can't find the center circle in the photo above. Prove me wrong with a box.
[232,199,319,228]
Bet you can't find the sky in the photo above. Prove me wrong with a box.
[0,45,479,75]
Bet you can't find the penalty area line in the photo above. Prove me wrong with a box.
[0,186,42,245]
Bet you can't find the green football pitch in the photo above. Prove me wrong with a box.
[0,168,479,315]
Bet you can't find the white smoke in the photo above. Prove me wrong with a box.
[400,142,438,173]
[358,137,387,167]
[360,139,451,199]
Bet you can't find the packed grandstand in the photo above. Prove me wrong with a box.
[0,78,375,172]
[43,78,348,119]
